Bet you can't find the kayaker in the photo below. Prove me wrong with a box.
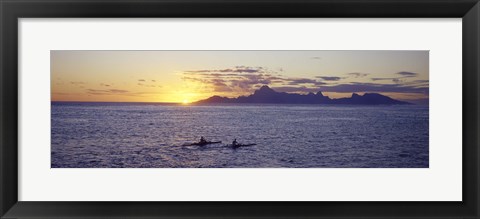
[200,136,206,144]
[232,139,238,147]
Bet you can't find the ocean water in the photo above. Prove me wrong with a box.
[51,102,429,168]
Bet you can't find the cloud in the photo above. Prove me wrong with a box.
[371,77,404,84]
[242,74,272,84]
[138,83,161,88]
[181,76,207,83]
[183,66,281,93]
[109,89,129,93]
[100,83,111,87]
[404,79,429,87]
[396,71,418,77]
[185,66,266,74]
[86,89,129,95]
[234,68,262,73]
[392,78,403,83]
[346,72,369,78]
[370,71,421,84]
[182,66,328,93]
[210,79,232,92]
[286,78,325,86]
[412,80,429,83]
[137,79,160,88]
[70,81,86,85]
[319,82,428,94]
[311,57,322,60]
[371,78,393,81]
[219,80,426,95]
[182,66,428,96]
[272,86,320,93]
[85,89,163,98]
[317,76,342,81]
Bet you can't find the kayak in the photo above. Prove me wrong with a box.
[228,143,257,148]
[184,141,222,146]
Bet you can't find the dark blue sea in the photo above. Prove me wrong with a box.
[51,102,429,168]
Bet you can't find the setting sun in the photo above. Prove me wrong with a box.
[182,99,190,104]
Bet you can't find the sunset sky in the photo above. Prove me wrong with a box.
[51,50,428,103]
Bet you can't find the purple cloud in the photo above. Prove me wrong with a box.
[347,72,369,78]
[396,71,418,77]
[317,76,342,81]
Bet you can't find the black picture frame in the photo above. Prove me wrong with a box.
[1,0,479,218]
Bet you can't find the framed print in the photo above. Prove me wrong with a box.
[49,50,429,169]
[1,0,479,218]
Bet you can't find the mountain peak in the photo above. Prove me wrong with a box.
[259,85,273,91]
[254,85,276,95]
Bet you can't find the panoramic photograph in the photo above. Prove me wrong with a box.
[51,50,429,168]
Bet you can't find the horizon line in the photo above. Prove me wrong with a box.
[51,100,184,104]
[51,86,428,104]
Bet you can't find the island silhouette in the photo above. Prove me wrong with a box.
[195,85,410,105]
